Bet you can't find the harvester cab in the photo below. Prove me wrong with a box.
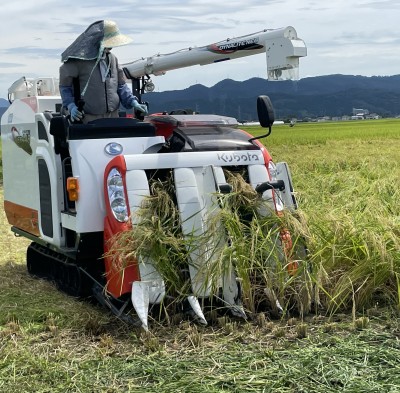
[1,26,306,330]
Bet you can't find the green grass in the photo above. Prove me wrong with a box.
[0,119,399,391]
[1,268,399,393]
[247,118,400,145]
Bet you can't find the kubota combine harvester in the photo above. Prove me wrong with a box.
[1,27,307,329]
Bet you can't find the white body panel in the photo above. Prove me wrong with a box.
[1,96,63,207]
[174,166,217,297]
[1,99,40,211]
[124,150,265,171]
[1,93,166,239]
[275,162,297,210]
[1,98,63,241]
[68,136,165,233]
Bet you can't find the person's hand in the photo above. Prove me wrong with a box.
[131,100,148,115]
[68,103,83,121]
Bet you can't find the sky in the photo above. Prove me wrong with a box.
[1,0,400,99]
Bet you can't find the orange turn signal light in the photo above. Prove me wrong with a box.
[67,177,80,201]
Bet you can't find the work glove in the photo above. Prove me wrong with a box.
[131,99,148,115]
[68,103,83,122]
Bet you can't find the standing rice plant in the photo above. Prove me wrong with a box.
[301,158,400,313]
[309,208,400,313]
[194,170,313,318]
[107,169,314,321]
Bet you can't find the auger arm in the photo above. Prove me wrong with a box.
[122,26,307,96]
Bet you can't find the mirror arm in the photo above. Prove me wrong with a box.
[248,125,272,143]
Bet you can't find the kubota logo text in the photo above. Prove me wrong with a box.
[217,152,260,163]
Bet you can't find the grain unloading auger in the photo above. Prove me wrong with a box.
[1,27,307,330]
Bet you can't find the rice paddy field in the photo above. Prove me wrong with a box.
[0,119,399,392]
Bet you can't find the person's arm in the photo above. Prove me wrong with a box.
[116,57,148,114]
[59,85,75,109]
[59,62,78,107]
[117,82,136,108]
[117,83,148,114]
[59,62,83,121]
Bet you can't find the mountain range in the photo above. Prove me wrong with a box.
[143,74,400,120]
[1,74,400,120]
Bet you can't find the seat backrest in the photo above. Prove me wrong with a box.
[68,118,156,140]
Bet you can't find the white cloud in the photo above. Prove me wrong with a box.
[0,0,399,97]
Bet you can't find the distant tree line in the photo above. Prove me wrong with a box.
[144,75,400,120]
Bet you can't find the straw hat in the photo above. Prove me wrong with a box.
[102,20,133,48]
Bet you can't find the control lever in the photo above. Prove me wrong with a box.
[255,180,285,194]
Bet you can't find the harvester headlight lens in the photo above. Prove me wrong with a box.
[268,161,278,180]
[267,160,284,211]
[107,168,128,222]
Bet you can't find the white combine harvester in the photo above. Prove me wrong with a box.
[1,27,307,329]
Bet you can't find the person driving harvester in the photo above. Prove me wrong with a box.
[59,20,147,124]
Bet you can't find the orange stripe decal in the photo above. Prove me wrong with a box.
[4,200,40,236]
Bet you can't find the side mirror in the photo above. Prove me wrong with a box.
[248,95,276,143]
[257,95,275,128]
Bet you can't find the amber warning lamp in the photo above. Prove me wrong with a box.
[67,177,80,201]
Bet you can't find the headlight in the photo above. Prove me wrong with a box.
[267,160,284,211]
[268,160,278,180]
[107,168,128,222]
